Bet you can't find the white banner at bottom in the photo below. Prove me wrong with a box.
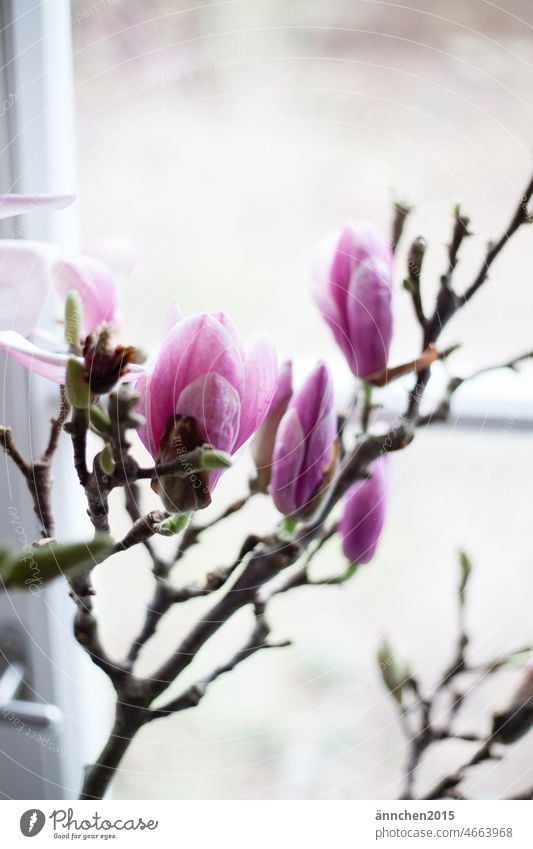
[0,800,531,847]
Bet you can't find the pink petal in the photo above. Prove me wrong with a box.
[0,193,74,220]
[271,360,293,410]
[250,360,293,474]
[312,236,353,363]
[0,240,57,335]
[0,331,71,383]
[147,313,245,451]
[162,303,185,337]
[346,257,393,377]
[341,458,388,564]
[176,373,241,453]
[212,310,246,360]
[53,255,120,336]
[134,371,153,454]
[235,332,277,450]
[270,407,306,516]
[0,331,143,389]
[293,361,333,439]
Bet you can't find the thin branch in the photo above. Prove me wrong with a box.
[123,482,167,573]
[404,236,427,331]
[135,444,218,481]
[124,534,260,671]
[69,568,128,688]
[391,200,412,254]
[418,350,533,426]
[0,387,71,537]
[367,344,459,388]
[112,510,169,555]
[174,494,252,565]
[42,386,70,462]
[147,602,290,722]
[406,170,533,423]
[423,739,496,800]
[463,172,533,303]
[0,426,30,478]
[442,207,472,289]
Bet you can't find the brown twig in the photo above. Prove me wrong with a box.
[0,389,71,537]
[404,236,427,332]
[418,350,533,426]
[391,200,412,254]
[406,171,533,423]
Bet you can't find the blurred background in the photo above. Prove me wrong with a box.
[69,0,533,799]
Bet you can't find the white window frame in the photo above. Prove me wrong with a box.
[0,0,107,801]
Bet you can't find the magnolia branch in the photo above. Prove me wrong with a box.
[418,349,533,426]
[0,388,70,538]
[4,168,533,804]
[406,171,533,422]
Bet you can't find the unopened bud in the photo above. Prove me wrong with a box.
[64,290,83,348]
[156,512,191,537]
[1,535,113,588]
[200,448,232,471]
[89,404,111,434]
[98,444,116,476]
[65,358,90,409]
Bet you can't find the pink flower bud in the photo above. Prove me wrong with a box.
[313,222,393,378]
[251,360,292,490]
[136,306,277,512]
[270,362,337,518]
[340,457,388,564]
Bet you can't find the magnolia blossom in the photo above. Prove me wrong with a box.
[135,306,278,512]
[270,362,337,518]
[340,458,388,564]
[0,191,133,342]
[251,360,292,490]
[0,233,134,381]
[313,221,393,378]
[53,248,129,338]
[0,193,75,335]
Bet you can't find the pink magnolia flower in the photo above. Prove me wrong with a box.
[136,306,278,512]
[0,238,134,379]
[340,457,388,564]
[251,360,292,490]
[313,221,393,378]
[270,362,337,518]
[0,241,58,336]
[0,193,75,335]
[52,240,133,339]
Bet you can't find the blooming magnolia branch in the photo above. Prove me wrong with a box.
[0,172,531,802]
